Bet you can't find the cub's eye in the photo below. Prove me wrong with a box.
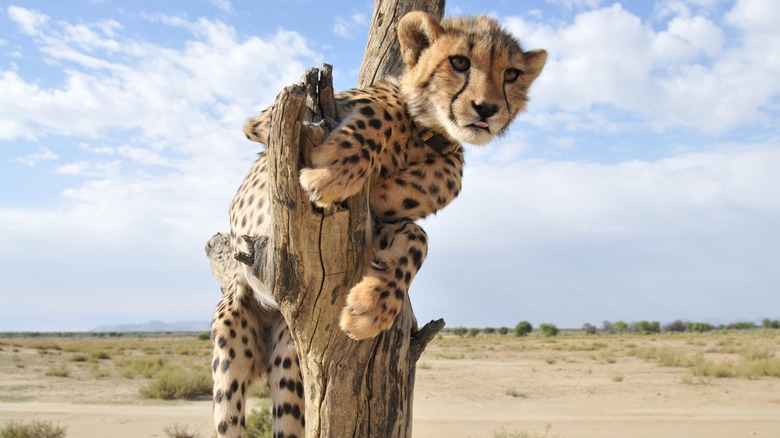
[449,56,471,73]
[504,68,523,83]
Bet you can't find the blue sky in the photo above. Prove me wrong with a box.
[1,0,778,331]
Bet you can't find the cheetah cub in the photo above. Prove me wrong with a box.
[210,12,545,438]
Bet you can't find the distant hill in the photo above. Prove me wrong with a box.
[90,320,211,333]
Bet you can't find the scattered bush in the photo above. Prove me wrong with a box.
[45,366,69,378]
[663,320,687,332]
[69,354,89,362]
[582,323,597,335]
[492,425,553,438]
[514,321,533,337]
[613,321,628,333]
[117,357,167,379]
[164,423,200,438]
[601,321,615,334]
[761,318,780,329]
[634,320,661,334]
[687,322,714,333]
[140,369,211,400]
[245,408,273,438]
[497,327,510,335]
[249,379,271,398]
[482,327,496,335]
[451,327,468,337]
[90,351,111,360]
[0,420,66,438]
[538,323,559,337]
[197,332,211,341]
[467,328,481,337]
[505,387,526,398]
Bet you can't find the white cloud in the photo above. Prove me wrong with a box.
[725,0,780,33]
[333,13,368,39]
[61,21,122,52]
[7,6,49,35]
[55,160,121,177]
[2,2,777,331]
[116,145,171,166]
[413,142,780,326]
[656,15,724,59]
[548,136,577,149]
[654,0,720,19]
[0,12,323,329]
[14,147,59,166]
[0,14,318,144]
[545,0,604,10]
[506,1,780,135]
[210,0,233,13]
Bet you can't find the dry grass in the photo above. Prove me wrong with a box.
[0,333,214,402]
[140,368,211,400]
[0,420,66,438]
[624,335,780,379]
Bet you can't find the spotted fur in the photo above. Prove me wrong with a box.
[211,12,546,437]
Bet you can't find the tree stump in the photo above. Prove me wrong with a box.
[207,1,446,435]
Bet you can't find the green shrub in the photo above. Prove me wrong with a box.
[0,420,67,438]
[538,323,559,337]
[582,323,597,335]
[761,318,780,329]
[140,369,211,400]
[91,351,111,360]
[635,320,661,334]
[497,327,510,335]
[249,379,271,398]
[482,327,496,334]
[45,366,69,378]
[613,321,628,333]
[245,408,273,438]
[451,327,468,337]
[69,354,88,362]
[728,321,758,330]
[663,320,687,332]
[467,328,480,337]
[514,321,533,337]
[687,322,714,333]
[505,387,526,398]
[197,332,211,341]
[117,357,167,379]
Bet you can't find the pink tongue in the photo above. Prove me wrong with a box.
[474,121,489,128]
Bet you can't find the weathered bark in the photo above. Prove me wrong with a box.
[258,66,444,437]
[358,0,446,88]
[207,1,446,436]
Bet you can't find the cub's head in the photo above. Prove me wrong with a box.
[398,12,546,145]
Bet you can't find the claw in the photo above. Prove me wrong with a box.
[371,258,389,271]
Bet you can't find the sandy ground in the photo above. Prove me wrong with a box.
[1,334,779,437]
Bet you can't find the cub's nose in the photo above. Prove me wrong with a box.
[472,102,499,119]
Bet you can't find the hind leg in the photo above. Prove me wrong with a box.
[266,316,305,437]
[212,280,273,437]
[340,219,428,339]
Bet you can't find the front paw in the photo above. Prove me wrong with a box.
[339,276,402,340]
[299,168,342,208]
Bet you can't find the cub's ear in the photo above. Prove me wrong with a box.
[523,49,548,82]
[397,12,443,68]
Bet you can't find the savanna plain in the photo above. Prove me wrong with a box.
[1,329,779,438]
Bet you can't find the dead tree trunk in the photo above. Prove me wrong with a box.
[208,1,445,436]
[358,0,446,88]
